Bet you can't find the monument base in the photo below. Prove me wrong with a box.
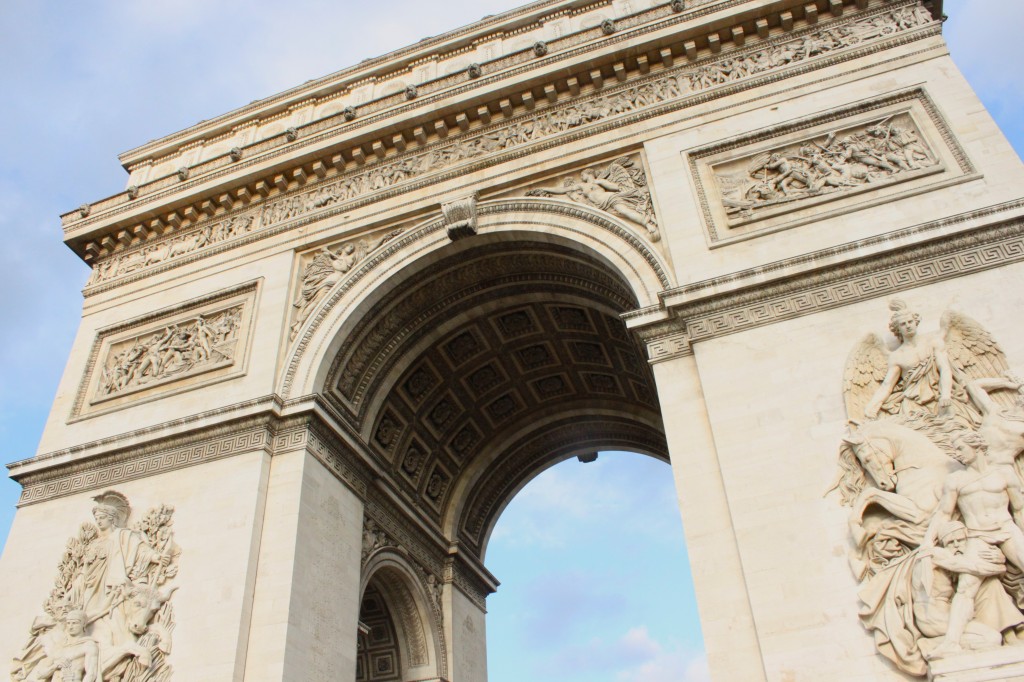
[929,646,1024,682]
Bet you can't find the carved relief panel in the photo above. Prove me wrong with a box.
[831,299,1024,676]
[499,152,661,242]
[689,89,976,245]
[11,491,182,682]
[287,227,405,342]
[73,281,258,419]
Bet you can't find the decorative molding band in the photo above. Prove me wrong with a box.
[443,554,490,611]
[645,331,693,361]
[363,493,448,585]
[305,419,371,497]
[635,215,1024,360]
[16,418,274,506]
[80,1,935,293]
[62,0,759,230]
[107,0,734,189]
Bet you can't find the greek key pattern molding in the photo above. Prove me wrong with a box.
[17,422,273,506]
[639,216,1024,363]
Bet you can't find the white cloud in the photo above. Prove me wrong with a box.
[614,628,710,682]
[536,626,709,681]
[489,454,684,552]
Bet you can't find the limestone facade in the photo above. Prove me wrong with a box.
[5,0,1024,680]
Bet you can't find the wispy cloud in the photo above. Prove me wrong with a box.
[489,453,683,549]
[538,626,709,681]
[614,628,710,682]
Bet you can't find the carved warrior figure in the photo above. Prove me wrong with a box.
[831,299,1024,676]
[716,114,937,220]
[526,157,660,240]
[97,307,242,398]
[11,491,180,682]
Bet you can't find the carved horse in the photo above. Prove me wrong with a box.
[95,582,176,680]
[842,419,959,532]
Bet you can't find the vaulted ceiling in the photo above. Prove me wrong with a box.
[323,237,667,551]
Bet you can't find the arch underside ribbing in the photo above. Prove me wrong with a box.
[299,202,670,559]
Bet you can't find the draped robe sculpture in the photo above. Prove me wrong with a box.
[11,491,180,682]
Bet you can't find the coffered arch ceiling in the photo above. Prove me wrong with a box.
[322,235,667,553]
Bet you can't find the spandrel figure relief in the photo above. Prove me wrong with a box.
[289,229,403,340]
[714,114,939,223]
[96,306,242,400]
[831,299,1024,675]
[11,491,180,682]
[525,156,660,240]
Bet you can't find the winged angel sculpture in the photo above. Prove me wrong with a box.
[832,299,1024,674]
[525,157,660,241]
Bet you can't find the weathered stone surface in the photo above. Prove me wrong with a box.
[5,1,1024,681]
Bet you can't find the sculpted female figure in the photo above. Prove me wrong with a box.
[70,492,164,619]
[864,299,956,420]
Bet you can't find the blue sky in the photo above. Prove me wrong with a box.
[0,2,1019,680]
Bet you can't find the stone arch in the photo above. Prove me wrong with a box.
[289,198,673,555]
[280,197,672,400]
[360,549,446,681]
[442,410,668,555]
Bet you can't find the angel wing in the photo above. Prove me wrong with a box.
[747,152,772,176]
[941,309,1013,407]
[842,333,889,421]
[603,156,644,191]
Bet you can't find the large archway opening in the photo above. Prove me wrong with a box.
[311,214,680,681]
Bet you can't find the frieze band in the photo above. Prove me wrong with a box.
[633,211,1024,363]
[83,1,935,291]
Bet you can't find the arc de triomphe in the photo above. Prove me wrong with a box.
[5,0,1024,680]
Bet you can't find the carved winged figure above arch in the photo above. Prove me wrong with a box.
[289,228,405,341]
[842,300,1012,428]
[525,156,660,241]
[832,299,1024,675]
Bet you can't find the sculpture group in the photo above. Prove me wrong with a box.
[833,300,1024,674]
[10,491,180,681]
[98,307,242,398]
[526,156,659,240]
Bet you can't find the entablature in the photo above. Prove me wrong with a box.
[67,0,943,293]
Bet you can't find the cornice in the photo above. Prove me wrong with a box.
[629,201,1024,362]
[72,0,938,285]
[112,0,729,171]
[62,0,922,243]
